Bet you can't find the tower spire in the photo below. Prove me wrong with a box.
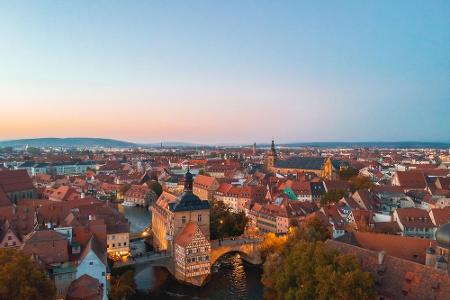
[271,139,276,157]
[184,160,193,191]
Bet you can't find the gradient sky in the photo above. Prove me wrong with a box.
[1,1,449,144]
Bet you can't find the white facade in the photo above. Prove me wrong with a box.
[76,250,108,300]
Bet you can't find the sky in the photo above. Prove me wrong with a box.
[0,1,449,144]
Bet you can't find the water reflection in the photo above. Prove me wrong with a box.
[121,206,263,300]
[132,254,263,300]
[118,205,151,233]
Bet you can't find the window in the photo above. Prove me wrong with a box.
[182,216,186,224]
[124,242,127,246]
[198,214,202,222]
[102,272,105,276]
[89,261,93,266]
[7,236,12,241]
[112,243,115,247]
[118,243,121,246]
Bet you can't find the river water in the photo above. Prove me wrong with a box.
[118,206,264,300]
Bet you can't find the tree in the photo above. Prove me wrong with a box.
[0,249,55,300]
[0,147,13,154]
[320,189,347,206]
[296,216,331,242]
[262,241,374,300]
[210,200,248,240]
[260,232,287,258]
[109,270,136,300]
[146,180,163,197]
[349,175,373,192]
[26,147,41,155]
[338,167,359,181]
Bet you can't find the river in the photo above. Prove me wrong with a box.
[118,205,264,300]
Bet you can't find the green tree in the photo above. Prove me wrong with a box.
[109,270,136,300]
[349,176,373,192]
[0,147,13,154]
[338,167,359,181]
[210,200,248,240]
[262,241,374,300]
[320,189,347,206]
[0,249,55,300]
[146,180,163,197]
[26,147,41,155]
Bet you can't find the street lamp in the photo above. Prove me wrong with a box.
[218,219,224,245]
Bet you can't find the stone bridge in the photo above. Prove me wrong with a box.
[120,236,262,287]
[210,237,262,265]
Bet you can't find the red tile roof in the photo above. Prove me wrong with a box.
[395,208,435,229]
[175,221,207,248]
[326,239,450,300]
[429,207,450,227]
[0,169,34,193]
[395,171,427,190]
[194,175,218,189]
[67,274,103,300]
[21,230,69,264]
[337,231,436,264]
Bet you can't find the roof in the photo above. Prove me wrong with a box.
[193,175,218,189]
[395,208,435,229]
[274,157,326,170]
[310,181,325,197]
[21,230,69,264]
[169,171,210,212]
[395,170,427,189]
[326,239,450,300]
[0,169,34,193]
[336,231,436,264]
[0,219,21,243]
[49,186,81,201]
[66,274,103,300]
[175,221,207,248]
[80,235,107,265]
[169,191,210,212]
[429,207,450,227]
[0,188,11,207]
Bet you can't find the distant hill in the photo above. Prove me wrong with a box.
[0,138,138,148]
[276,141,450,149]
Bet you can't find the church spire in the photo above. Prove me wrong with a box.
[184,161,193,191]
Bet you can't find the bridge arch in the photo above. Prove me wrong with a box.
[211,241,262,265]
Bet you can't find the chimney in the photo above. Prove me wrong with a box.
[80,192,85,199]
[378,251,386,265]
[89,215,96,221]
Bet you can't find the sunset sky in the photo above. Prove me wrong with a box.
[1,1,449,144]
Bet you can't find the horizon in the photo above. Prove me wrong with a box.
[1,136,450,146]
[1,1,449,143]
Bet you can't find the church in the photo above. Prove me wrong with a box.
[265,140,343,180]
[151,169,212,285]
